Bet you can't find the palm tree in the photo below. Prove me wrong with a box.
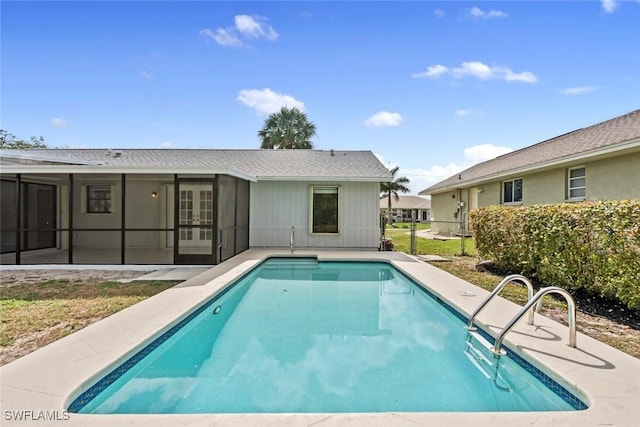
[380,166,410,228]
[258,107,317,149]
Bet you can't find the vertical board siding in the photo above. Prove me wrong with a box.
[249,181,380,249]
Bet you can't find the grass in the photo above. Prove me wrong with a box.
[386,221,432,230]
[0,279,178,363]
[385,227,476,257]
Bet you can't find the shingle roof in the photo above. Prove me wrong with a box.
[420,109,640,194]
[0,149,392,181]
[379,196,431,210]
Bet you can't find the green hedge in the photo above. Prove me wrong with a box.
[469,200,640,309]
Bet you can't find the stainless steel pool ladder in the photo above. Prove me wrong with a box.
[290,226,295,253]
[466,274,536,332]
[492,286,576,355]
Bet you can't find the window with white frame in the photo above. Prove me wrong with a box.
[87,185,112,213]
[568,167,586,199]
[502,178,523,204]
[310,186,340,234]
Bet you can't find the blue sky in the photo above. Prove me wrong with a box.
[2,1,639,194]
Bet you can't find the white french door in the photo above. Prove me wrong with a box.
[177,182,214,257]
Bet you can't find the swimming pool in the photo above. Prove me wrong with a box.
[69,257,587,414]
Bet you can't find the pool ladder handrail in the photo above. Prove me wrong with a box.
[492,286,577,355]
[466,274,536,332]
[290,226,295,253]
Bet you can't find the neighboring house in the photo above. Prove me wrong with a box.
[0,149,391,265]
[379,195,431,223]
[419,109,640,235]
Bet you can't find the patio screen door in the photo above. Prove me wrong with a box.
[175,181,216,264]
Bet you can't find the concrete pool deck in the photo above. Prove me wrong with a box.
[1,249,639,426]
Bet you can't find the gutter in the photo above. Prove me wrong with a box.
[420,137,640,195]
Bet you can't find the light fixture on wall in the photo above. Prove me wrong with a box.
[151,191,158,198]
[478,188,484,194]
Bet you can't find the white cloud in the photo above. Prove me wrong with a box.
[199,28,243,47]
[470,6,508,19]
[139,71,153,79]
[235,15,278,40]
[601,0,617,13]
[200,14,278,48]
[414,61,538,83]
[403,164,465,195]
[50,117,68,128]
[560,86,598,95]
[364,111,403,128]
[412,64,449,79]
[372,153,454,196]
[501,68,538,83]
[237,88,305,115]
[454,109,473,117]
[452,61,495,80]
[464,144,512,163]
[386,144,513,195]
[434,9,446,18]
[160,142,173,148]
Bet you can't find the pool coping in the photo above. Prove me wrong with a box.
[1,249,639,426]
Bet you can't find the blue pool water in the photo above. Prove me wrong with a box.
[70,258,586,414]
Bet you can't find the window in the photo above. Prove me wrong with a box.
[502,179,523,204]
[568,167,586,199]
[311,186,339,234]
[87,185,112,213]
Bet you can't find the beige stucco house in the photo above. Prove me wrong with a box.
[379,195,431,223]
[419,109,640,235]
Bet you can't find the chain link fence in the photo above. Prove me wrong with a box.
[381,212,471,256]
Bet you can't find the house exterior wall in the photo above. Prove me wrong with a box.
[250,181,381,249]
[588,151,640,200]
[430,192,458,235]
[70,176,168,248]
[477,152,640,207]
[432,151,640,236]
[71,176,121,248]
[520,169,566,205]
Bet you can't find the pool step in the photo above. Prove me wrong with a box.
[465,331,514,392]
[464,331,498,379]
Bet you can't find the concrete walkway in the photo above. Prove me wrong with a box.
[118,268,210,283]
[414,229,461,240]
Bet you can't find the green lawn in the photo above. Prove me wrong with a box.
[385,221,432,230]
[0,279,178,365]
[384,227,476,257]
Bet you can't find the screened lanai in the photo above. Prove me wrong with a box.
[0,173,249,265]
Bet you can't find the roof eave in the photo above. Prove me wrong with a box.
[0,165,258,182]
[419,137,640,195]
[256,175,390,182]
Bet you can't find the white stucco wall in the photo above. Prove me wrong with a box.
[249,181,381,249]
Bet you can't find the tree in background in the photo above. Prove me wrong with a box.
[380,166,410,227]
[258,107,317,149]
[0,130,47,149]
